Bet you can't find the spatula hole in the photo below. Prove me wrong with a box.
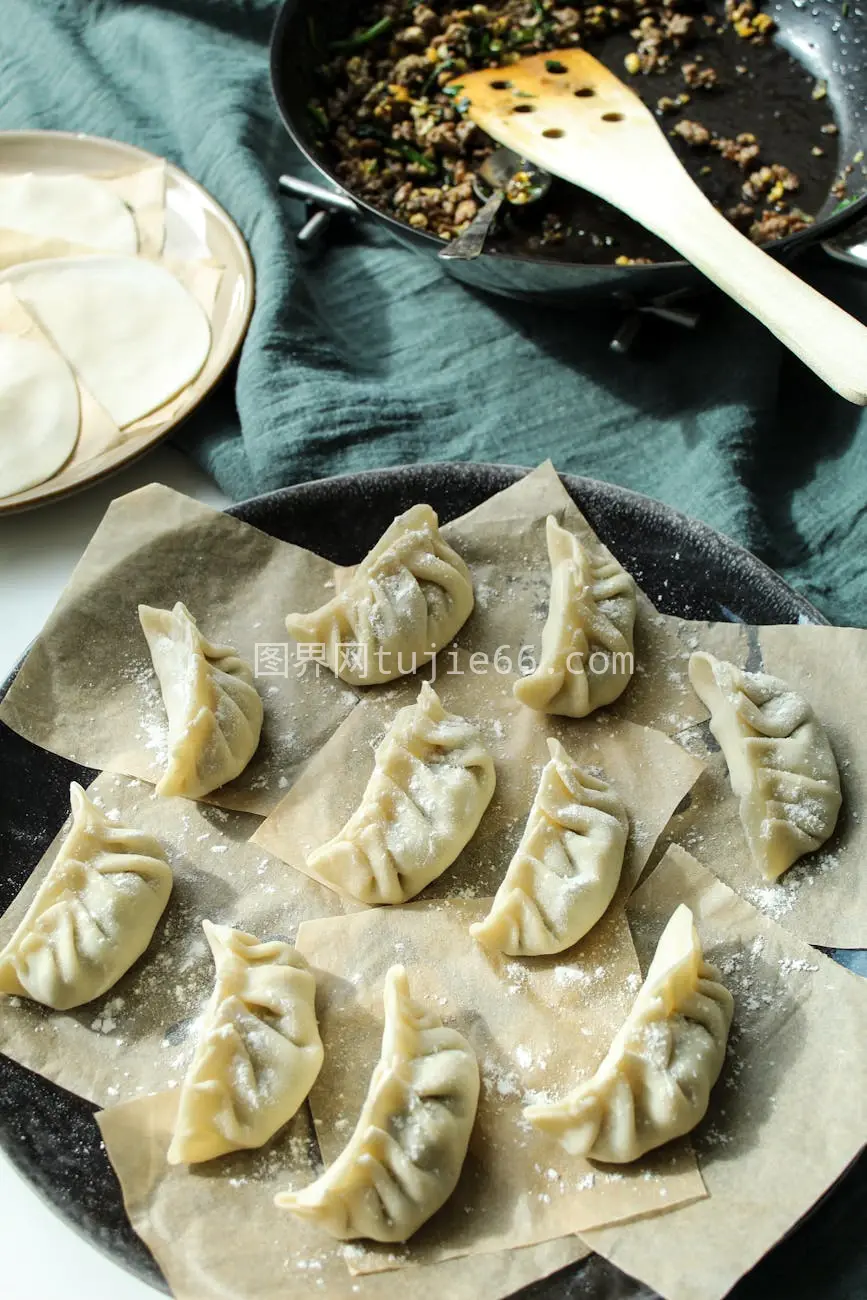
[489,79,512,90]
[602,112,624,122]
[513,104,535,113]
[545,60,568,74]
[542,128,565,138]
[574,88,595,98]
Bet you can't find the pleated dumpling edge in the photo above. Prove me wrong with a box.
[139,601,263,801]
[514,515,636,718]
[524,903,733,1162]
[168,921,323,1166]
[276,964,479,1242]
[0,782,172,1010]
[306,680,496,906]
[285,504,474,686]
[470,737,628,957]
[688,650,841,881]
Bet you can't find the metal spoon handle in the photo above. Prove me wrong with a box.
[439,192,505,261]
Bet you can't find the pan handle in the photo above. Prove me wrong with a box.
[278,175,361,249]
[278,175,360,215]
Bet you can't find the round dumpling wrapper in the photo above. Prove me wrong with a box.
[0,334,80,498]
[1,256,212,429]
[0,172,138,254]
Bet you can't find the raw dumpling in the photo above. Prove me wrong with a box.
[286,504,474,686]
[139,602,263,800]
[306,682,496,905]
[0,783,172,1011]
[525,904,733,1162]
[689,652,841,881]
[470,738,628,956]
[276,964,479,1241]
[514,516,636,718]
[168,923,323,1165]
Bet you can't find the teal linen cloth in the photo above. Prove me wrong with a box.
[1,0,865,624]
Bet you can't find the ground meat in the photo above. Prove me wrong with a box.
[673,119,711,147]
[682,61,718,89]
[726,201,755,229]
[310,0,833,258]
[749,209,812,241]
[712,132,760,168]
[742,163,800,202]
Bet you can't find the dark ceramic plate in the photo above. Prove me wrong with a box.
[0,463,864,1299]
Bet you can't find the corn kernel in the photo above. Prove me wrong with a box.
[624,52,642,75]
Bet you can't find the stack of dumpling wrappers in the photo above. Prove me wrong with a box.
[0,166,221,504]
[0,462,866,1300]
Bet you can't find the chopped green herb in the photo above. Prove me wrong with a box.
[514,90,537,98]
[833,194,858,213]
[330,16,393,53]
[386,144,438,173]
[306,101,328,131]
[356,122,391,144]
[843,1,850,14]
[443,84,465,96]
[456,96,471,113]
[422,57,455,97]
[545,59,568,73]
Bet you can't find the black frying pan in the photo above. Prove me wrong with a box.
[270,0,867,304]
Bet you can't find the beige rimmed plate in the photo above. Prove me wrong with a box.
[0,131,254,514]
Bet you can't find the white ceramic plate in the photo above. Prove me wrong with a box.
[0,131,254,514]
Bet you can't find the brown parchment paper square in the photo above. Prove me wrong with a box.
[293,901,706,1275]
[97,1090,591,1300]
[648,622,867,948]
[0,769,352,1107]
[253,654,704,909]
[581,844,867,1300]
[0,484,358,814]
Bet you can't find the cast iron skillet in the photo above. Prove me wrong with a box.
[271,0,867,304]
[0,463,864,1298]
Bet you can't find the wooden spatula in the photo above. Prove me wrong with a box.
[450,51,867,404]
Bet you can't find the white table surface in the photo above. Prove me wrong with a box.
[0,447,229,1300]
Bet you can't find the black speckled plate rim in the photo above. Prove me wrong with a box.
[0,462,864,1300]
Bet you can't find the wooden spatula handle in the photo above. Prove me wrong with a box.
[641,177,867,404]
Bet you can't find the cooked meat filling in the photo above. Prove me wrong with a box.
[305,0,850,260]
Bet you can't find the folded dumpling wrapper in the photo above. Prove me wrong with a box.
[139,601,263,800]
[688,651,841,880]
[306,682,496,905]
[470,737,628,956]
[0,783,172,1011]
[277,964,480,1242]
[286,504,474,686]
[525,903,733,1161]
[514,515,636,718]
[168,923,323,1165]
